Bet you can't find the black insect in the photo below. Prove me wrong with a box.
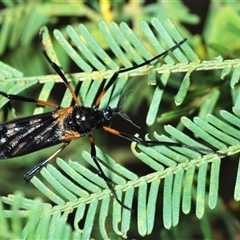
[0,31,218,211]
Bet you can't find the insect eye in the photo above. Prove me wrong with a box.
[103,106,113,120]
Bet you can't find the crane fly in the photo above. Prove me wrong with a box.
[0,31,219,211]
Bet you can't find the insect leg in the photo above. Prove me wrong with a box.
[24,142,70,181]
[94,38,187,107]
[88,134,133,212]
[0,91,58,108]
[39,30,81,106]
[101,126,220,155]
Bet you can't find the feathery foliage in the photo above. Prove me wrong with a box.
[1,1,240,239]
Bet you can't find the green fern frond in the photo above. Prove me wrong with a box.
[0,192,81,239]
[0,16,240,239]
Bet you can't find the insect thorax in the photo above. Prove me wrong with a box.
[65,105,111,135]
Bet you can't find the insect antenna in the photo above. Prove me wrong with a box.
[113,90,140,129]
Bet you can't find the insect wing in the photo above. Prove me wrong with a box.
[0,111,65,158]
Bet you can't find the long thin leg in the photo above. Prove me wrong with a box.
[88,134,133,212]
[94,38,187,107]
[24,142,70,181]
[0,91,59,108]
[39,30,81,106]
[101,126,221,155]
